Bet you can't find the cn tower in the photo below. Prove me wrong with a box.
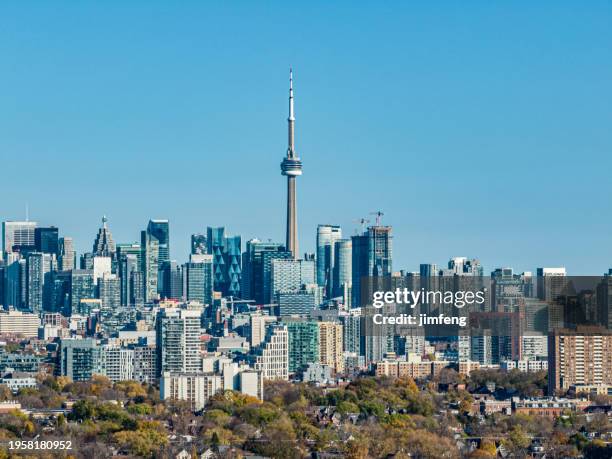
[280,69,302,259]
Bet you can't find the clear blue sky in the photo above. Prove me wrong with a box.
[1,1,611,275]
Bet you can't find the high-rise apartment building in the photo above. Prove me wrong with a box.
[100,345,134,382]
[319,322,344,374]
[155,308,201,377]
[249,313,268,347]
[285,319,319,373]
[340,308,361,355]
[548,327,612,395]
[251,324,289,380]
[133,345,157,384]
[59,338,101,381]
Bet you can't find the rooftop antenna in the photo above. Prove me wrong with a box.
[370,211,384,226]
[25,202,29,222]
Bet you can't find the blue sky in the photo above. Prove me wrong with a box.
[1,1,611,274]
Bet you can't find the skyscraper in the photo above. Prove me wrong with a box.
[332,239,352,302]
[98,273,121,324]
[351,225,393,307]
[50,270,71,315]
[160,260,183,300]
[119,253,139,307]
[147,220,170,266]
[191,234,207,255]
[117,243,142,307]
[26,252,54,315]
[58,237,75,271]
[316,225,342,298]
[34,227,59,256]
[70,270,95,316]
[2,221,37,258]
[116,243,142,268]
[92,216,116,258]
[280,70,302,259]
[184,254,214,305]
[270,258,315,298]
[141,229,159,303]
[536,267,568,302]
[207,227,241,297]
[4,259,26,310]
[242,239,288,304]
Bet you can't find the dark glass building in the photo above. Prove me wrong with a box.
[207,227,241,297]
[351,225,393,307]
[34,227,59,256]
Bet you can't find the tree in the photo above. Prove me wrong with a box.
[68,399,96,421]
[0,386,11,402]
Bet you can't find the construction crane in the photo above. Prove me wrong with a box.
[370,210,384,226]
[225,297,255,315]
[352,217,370,234]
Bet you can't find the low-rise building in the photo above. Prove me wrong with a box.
[0,311,40,337]
[513,398,589,417]
[374,355,450,379]
[501,359,548,372]
[0,374,37,393]
[302,363,333,385]
[160,366,264,410]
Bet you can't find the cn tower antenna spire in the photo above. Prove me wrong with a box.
[287,68,295,159]
[280,68,303,259]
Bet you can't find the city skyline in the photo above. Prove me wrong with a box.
[2,4,612,458]
[1,2,612,274]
